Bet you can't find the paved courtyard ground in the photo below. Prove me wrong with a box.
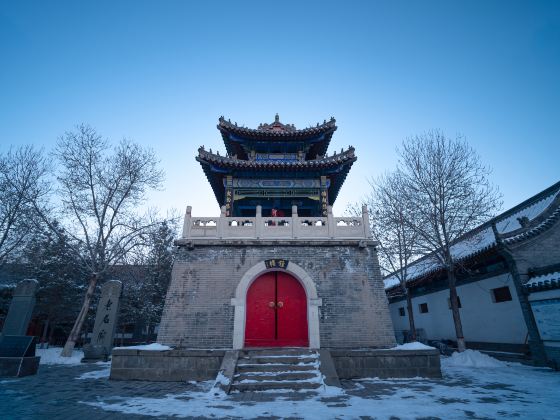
[1,348,559,419]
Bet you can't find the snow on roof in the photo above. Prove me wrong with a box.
[526,271,560,287]
[384,182,560,290]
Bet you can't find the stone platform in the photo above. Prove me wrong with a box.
[331,348,442,379]
[110,348,225,381]
[110,347,441,382]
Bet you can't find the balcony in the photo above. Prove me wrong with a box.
[181,205,372,241]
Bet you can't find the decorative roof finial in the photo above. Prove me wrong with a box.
[275,113,280,123]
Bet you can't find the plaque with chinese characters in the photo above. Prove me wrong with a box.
[264,259,289,269]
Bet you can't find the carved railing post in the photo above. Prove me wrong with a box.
[218,205,226,239]
[327,205,335,238]
[292,205,299,238]
[256,205,262,239]
[182,206,192,238]
[362,204,372,239]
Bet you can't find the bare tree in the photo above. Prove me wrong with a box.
[364,171,420,341]
[398,130,501,352]
[0,145,48,266]
[36,124,164,356]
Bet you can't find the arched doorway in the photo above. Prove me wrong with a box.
[245,271,309,347]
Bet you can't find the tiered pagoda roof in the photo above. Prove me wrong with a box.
[218,114,337,160]
[197,146,356,206]
[197,115,356,208]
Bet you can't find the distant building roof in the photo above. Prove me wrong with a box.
[384,181,560,290]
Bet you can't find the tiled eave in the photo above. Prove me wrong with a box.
[384,246,500,297]
[503,205,560,245]
[196,147,356,206]
[218,117,337,159]
[525,278,560,293]
[197,147,355,169]
[524,265,560,293]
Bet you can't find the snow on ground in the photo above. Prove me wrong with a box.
[77,366,111,380]
[36,347,84,365]
[390,341,435,350]
[115,343,172,351]
[82,351,560,419]
[445,349,506,368]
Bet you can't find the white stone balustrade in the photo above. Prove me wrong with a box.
[182,205,372,240]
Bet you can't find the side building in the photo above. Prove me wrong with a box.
[385,181,560,367]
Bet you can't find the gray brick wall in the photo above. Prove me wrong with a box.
[510,221,560,366]
[510,221,560,282]
[157,241,396,349]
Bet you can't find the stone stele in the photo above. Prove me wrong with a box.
[82,280,122,362]
[1,279,38,336]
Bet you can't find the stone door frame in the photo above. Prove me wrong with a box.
[231,261,322,349]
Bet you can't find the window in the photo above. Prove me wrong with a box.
[398,307,406,317]
[419,303,429,313]
[447,296,462,309]
[492,286,512,303]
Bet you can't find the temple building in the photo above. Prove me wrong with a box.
[111,116,440,386]
[197,115,355,218]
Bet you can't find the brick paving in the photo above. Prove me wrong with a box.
[0,363,385,419]
[2,361,558,419]
[0,363,188,420]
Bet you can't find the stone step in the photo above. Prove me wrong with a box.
[235,371,319,382]
[237,356,318,365]
[230,380,322,392]
[227,350,326,393]
[235,363,317,373]
[240,349,317,357]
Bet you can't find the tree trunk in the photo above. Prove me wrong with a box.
[61,273,98,357]
[405,289,417,341]
[448,268,466,352]
[40,318,50,349]
[48,322,55,347]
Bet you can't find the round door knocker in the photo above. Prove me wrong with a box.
[268,301,275,308]
[277,301,284,308]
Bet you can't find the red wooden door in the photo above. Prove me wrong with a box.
[245,272,276,346]
[245,272,308,347]
[276,272,309,346]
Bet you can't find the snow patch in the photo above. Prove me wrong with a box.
[36,347,84,365]
[255,354,318,359]
[390,341,435,351]
[116,343,172,351]
[77,366,111,380]
[443,349,506,368]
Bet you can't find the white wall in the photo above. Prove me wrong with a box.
[389,273,528,344]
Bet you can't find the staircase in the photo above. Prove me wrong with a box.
[229,348,323,393]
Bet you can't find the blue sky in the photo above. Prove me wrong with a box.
[1,0,559,217]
